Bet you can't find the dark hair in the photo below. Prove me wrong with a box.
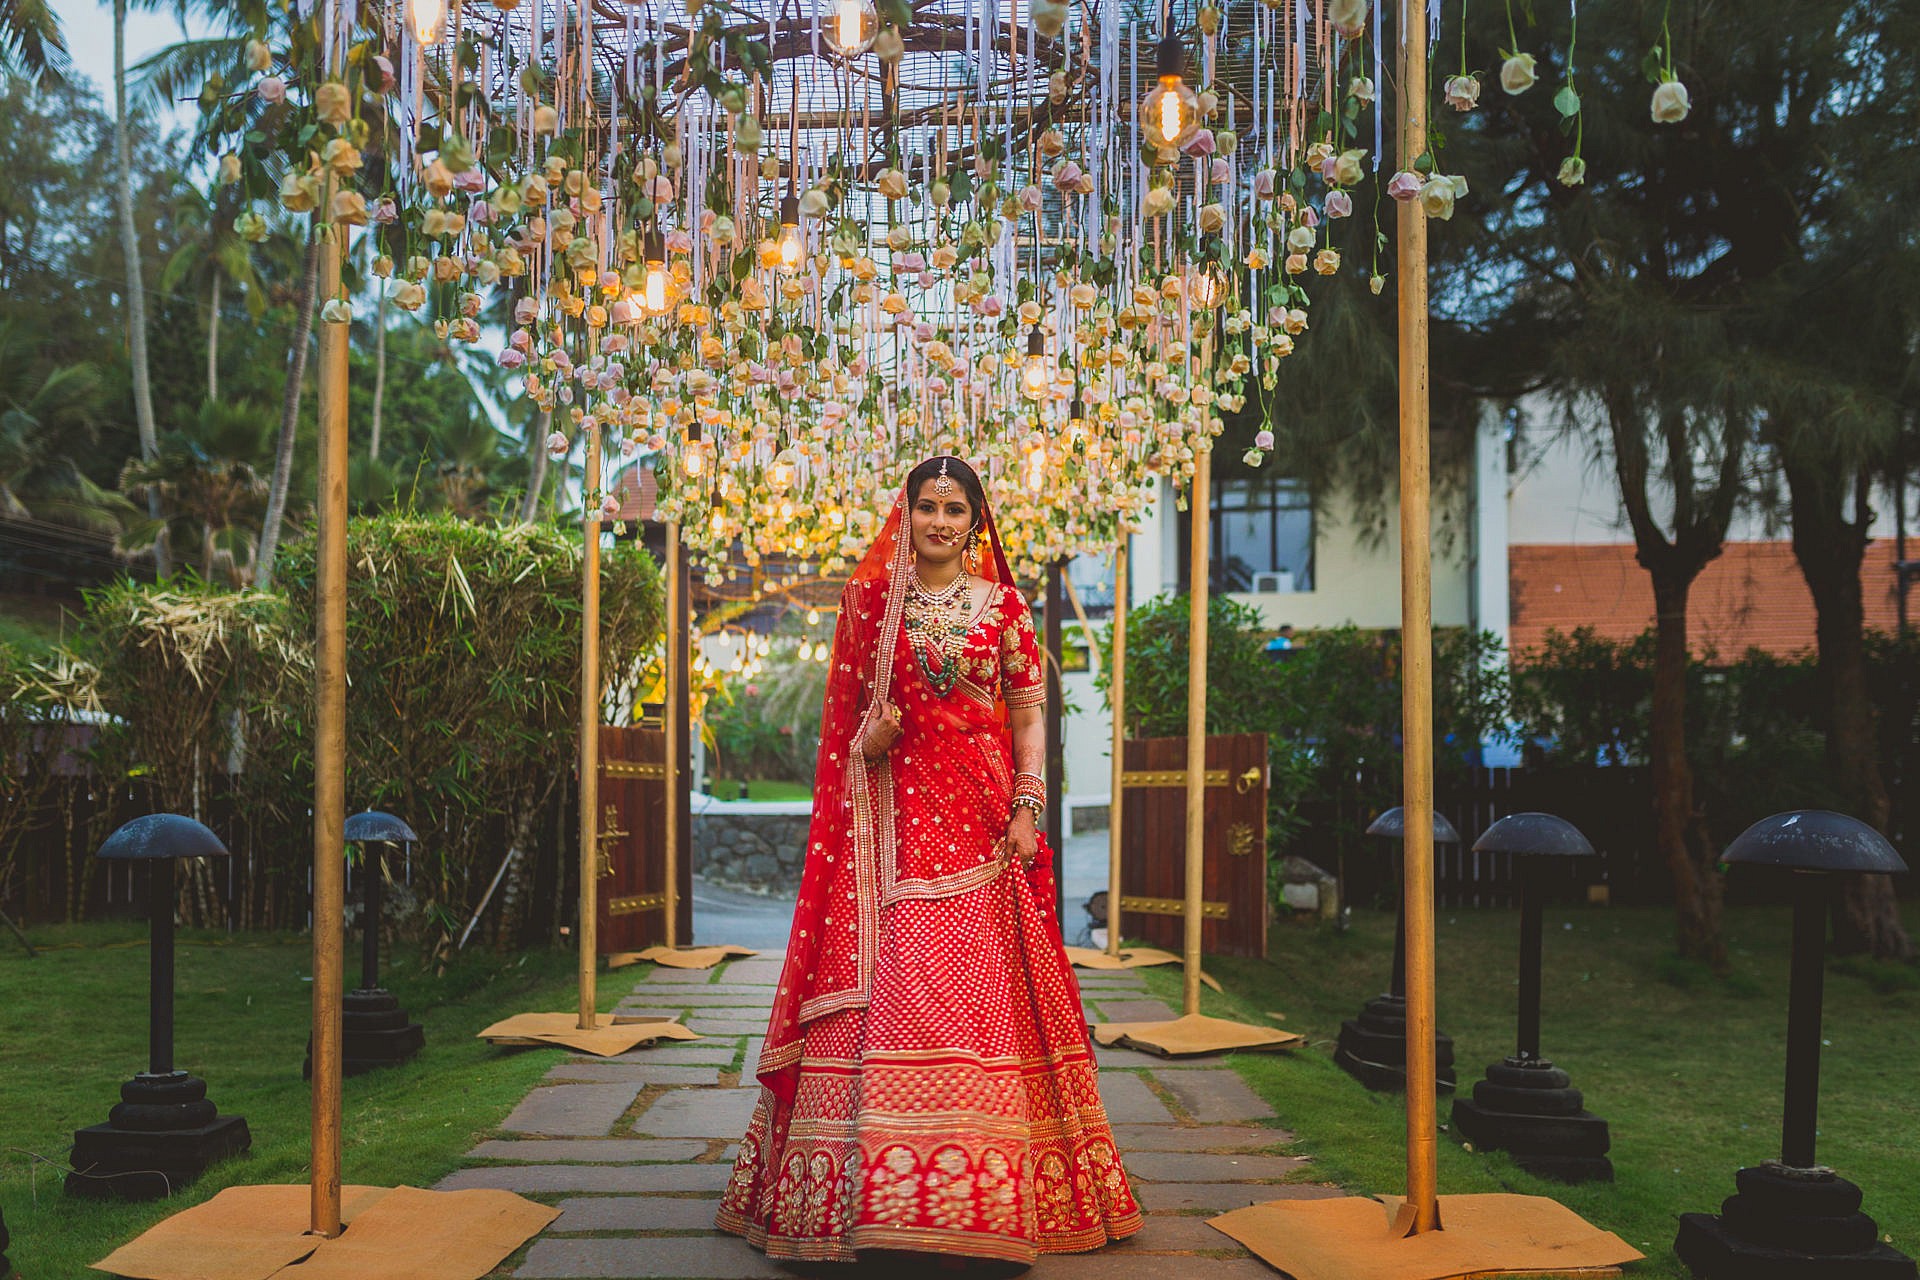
[905,456,987,525]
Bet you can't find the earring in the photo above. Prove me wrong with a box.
[965,529,982,574]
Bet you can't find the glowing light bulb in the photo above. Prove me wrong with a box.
[1139,33,1200,152]
[1021,324,1049,399]
[1158,91,1183,144]
[409,0,447,46]
[684,449,705,478]
[837,0,861,51]
[822,0,877,57]
[1027,449,1046,492]
[777,191,803,273]
[806,609,821,625]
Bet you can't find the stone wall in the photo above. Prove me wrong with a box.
[692,809,811,894]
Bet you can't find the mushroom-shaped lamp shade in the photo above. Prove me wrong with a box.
[1365,805,1462,846]
[343,811,420,846]
[1472,812,1596,859]
[1721,810,1908,875]
[96,814,231,862]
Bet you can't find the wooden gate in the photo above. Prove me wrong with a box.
[595,724,683,953]
[1118,733,1269,958]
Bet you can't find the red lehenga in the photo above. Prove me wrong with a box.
[716,470,1144,1264]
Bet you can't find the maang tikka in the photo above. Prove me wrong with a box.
[933,456,955,500]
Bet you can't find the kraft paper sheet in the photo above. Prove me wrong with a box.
[1063,945,1223,991]
[1091,1012,1304,1057]
[94,1184,557,1280]
[611,944,758,969]
[477,1011,699,1055]
[1208,1192,1642,1280]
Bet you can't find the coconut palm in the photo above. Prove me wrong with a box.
[0,0,69,84]
[0,334,135,536]
[119,397,274,584]
[160,182,265,403]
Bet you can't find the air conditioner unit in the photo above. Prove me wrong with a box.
[1251,570,1295,594]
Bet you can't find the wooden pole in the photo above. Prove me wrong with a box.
[663,518,682,948]
[1397,0,1439,1234]
[1182,448,1211,1016]
[577,407,601,1032]
[1045,560,1065,927]
[309,220,348,1238]
[1106,537,1128,957]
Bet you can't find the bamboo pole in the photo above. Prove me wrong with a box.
[1182,449,1211,1016]
[1397,0,1439,1234]
[309,221,348,1238]
[577,407,601,1032]
[1106,537,1128,957]
[663,518,682,948]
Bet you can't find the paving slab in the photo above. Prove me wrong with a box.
[1096,1215,1251,1254]
[1095,1071,1176,1124]
[1124,1151,1309,1183]
[1095,1045,1253,1070]
[437,1163,734,1194]
[587,1044,740,1067]
[549,1196,725,1233]
[638,967,719,984]
[611,991,775,1007]
[741,1037,764,1078]
[683,1016,768,1036]
[1150,1069,1276,1123]
[632,1086,762,1138]
[516,1236,786,1278]
[502,1082,645,1136]
[466,1139,707,1164]
[610,1007,722,1022]
[545,1064,722,1086]
[718,960,786,984]
[1086,999,1180,1022]
[1111,1124,1289,1153]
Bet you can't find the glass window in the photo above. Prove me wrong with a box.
[1201,477,1313,593]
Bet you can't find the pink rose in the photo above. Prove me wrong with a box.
[1387,170,1423,202]
[1325,190,1353,218]
[1183,130,1217,157]
[981,295,1003,317]
[497,348,526,369]
[372,56,396,91]
[371,196,399,224]
[1255,429,1274,448]
[666,229,693,254]
[895,251,926,273]
[255,75,286,104]
[1253,169,1277,199]
[1210,158,1232,185]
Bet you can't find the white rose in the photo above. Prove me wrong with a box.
[1650,78,1691,124]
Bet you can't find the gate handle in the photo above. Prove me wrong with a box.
[1234,767,1262,795]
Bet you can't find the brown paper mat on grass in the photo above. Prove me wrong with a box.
[95,1184,389,1279]
[268,1186,558,1279]
[477,1011,699,1055]
[95,1184,556,1280]
[1209,1192,1642,1280]
[1092,1013,1303,1056]
[1063,946,1222,992]
[608,944,758,970]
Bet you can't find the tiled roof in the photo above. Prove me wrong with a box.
[1509,539,1908,659]
[611,467,657,523]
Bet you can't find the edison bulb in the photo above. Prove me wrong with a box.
[821,0,878,58]
[1021,324,1049,399]
[1141,78,1200,149]
[409,0,448,45]
[684,449,705,478]
[778,223,803,271]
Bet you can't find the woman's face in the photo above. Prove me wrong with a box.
[909,478,975,570]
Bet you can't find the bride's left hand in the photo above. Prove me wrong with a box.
[1002,809,1039,868]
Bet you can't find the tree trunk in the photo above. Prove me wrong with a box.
[114,0,168,577]
[1787,458,1914,961]
[207,274,220,403]
[1649,570,1727,967]
[518,406,553,524]
[254,232,321,590]
[369,283,387,460]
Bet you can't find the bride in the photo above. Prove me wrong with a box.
[717,454,1143,1266]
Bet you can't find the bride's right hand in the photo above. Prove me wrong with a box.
[861,701,903,759]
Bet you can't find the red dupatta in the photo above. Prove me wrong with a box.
[754,458,1019,1104]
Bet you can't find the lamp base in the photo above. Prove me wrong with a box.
[1675,1167,1916,1279]
[1451,1058,1612,1183]
[303,988,426,1078]
[1333,993,1456,1092]
[67,1073,250,1200]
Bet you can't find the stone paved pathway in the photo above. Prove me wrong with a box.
[453,955,1333,1278]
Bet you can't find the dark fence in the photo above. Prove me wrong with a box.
[2,766,580,951]
[1302,765,1664,912]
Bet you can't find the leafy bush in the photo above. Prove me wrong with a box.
[705,643,831,785]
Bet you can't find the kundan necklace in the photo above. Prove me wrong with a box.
[905,569,972,696]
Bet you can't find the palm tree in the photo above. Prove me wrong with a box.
[160,183,265,403]
[0,0,69,84]
[119,398,273,584]
[0,323,135,535]
[113,0,164,572]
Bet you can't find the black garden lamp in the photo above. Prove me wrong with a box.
[1332,806,1459,1092]
[305,811,425,1077]
[67,815,251,1200]
[1450,812,1613,1182]
[1674,810,1916,1279]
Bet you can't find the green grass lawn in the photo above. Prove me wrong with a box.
[706,778,813,802]
[1137,901,1920,1277]
[0,595,75,659]
[0,921,623,1278]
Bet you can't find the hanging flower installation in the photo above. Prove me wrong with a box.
[195,0,1649,586]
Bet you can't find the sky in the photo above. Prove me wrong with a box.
[60,0,211,126]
